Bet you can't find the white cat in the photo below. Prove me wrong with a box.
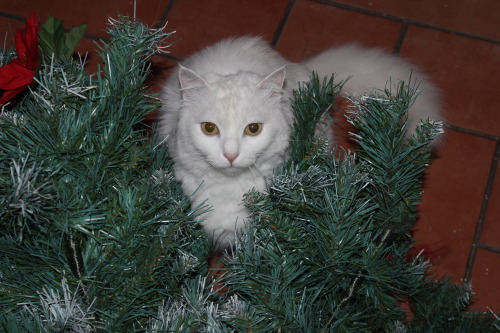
[158,36,441,251]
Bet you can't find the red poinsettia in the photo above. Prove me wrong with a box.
[0,12,40,107]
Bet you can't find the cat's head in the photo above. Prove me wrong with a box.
[175,65,292,176]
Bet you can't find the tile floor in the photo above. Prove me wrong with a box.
[1,0,499,312]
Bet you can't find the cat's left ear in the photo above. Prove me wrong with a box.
[258,66,286,91]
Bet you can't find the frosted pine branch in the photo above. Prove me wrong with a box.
[8,156,52,218]
[23,278,95,332]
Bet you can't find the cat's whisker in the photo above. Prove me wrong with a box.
[246,165,258,181]
[248,164,265,180]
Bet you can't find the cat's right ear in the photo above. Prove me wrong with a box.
[178,65,209,92]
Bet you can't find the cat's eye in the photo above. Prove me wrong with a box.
[201,122,219,135]
[244,123,262,136]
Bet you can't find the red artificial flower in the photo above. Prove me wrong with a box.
[0,12,40,107]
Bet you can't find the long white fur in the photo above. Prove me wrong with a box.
[158,36,441,250]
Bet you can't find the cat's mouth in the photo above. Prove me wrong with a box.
[216,164,248,177]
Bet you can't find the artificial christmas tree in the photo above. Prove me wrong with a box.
[0,16,498,332]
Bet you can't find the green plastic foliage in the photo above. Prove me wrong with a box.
[38,16,87,59]
[220,76,496,332]
[0,17,207,331]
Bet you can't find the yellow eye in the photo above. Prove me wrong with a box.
[201,122,219,135]
[244,123,262,136]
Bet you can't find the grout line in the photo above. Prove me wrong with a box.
[154,52,182,62]
[155,0,177,30]
[312,0,404,22]
[3,3,499,47]
[393,22,408,55]
[0,11,25,22]
[271,0,296,48]
[310,0,500,46]
[476,243,500,255]
[444,123,500,142]
[463,141,500,282]
[83,33,106,43]
[409,21,500,47]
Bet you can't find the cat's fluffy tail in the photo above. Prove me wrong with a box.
[301,44,442,138]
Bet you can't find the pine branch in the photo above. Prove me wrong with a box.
[0,16,496,331]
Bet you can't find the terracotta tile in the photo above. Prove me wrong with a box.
[468,248,500,311]
[0,17,25,50]
[144,55,178,125]
[480,152,500,248]
[146,55,178,94]
[164,0,290,59]
[0,0,169,38]
[329,0,500,41]
[276,0,402,61]
[413,129,496,283]
[400,25,500,137]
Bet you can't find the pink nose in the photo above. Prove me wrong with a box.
[224,153,239,164]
